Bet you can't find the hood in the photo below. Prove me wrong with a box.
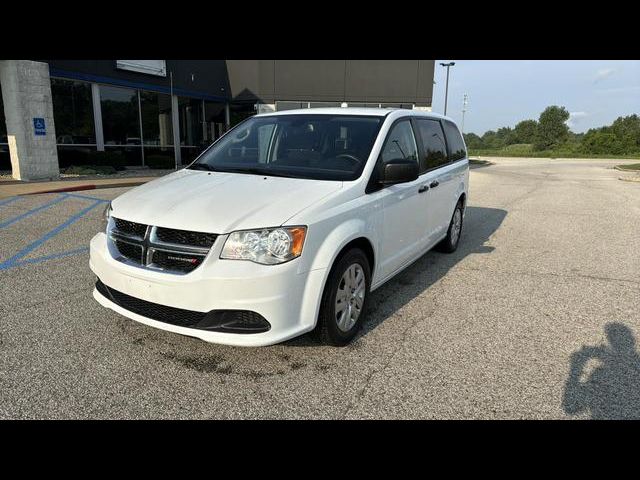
[111,169,342,233]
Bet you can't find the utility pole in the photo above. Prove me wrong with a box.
[461,93,468,133]
[439,62,455,116]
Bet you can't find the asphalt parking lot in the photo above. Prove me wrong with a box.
[1,158,639,419]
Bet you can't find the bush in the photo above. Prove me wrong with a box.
[90,151,129,169]
[503,143,534,154]
[62,165,117,175]
[57,148,129,170]
[145,154,175,169]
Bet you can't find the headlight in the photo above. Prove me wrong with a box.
[101,202,112,232]
[220,226,307,265]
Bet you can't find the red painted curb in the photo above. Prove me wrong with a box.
[23,181,147,196]
[28,184,98,194]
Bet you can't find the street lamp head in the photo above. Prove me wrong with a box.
[440,62,456,67]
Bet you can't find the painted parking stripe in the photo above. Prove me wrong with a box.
[0,200,102,271]
[63,192,111,203]
[0,196,21,207]
[9,246,89,268]
[0,194,67,229]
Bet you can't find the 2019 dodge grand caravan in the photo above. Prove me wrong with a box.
[90,108,469,346]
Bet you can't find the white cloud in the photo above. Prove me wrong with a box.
[594,68,616,83]
[567,111,588,128]
[595,85,640,94]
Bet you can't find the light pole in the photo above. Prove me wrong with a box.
[461,93,468,133]
[439,62,455,116]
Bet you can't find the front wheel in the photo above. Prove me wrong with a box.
[436,200,464,253]
[316,248,371,346]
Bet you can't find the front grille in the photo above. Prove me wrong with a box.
[96,279,205,327]
[155,227,217,249]
[113,239,143,263]
[108,217,216,274]
[113,218,147,238]
[150,249,204,273]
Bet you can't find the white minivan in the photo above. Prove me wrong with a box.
[90,108,469,346]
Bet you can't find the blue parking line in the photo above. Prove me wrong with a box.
[0,200,102,271]
[9,246,89,268]
[0,196,20,207]
[0,194,67,229]
[63,192,111,203]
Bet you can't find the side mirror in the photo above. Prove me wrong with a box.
[380,158,419,185]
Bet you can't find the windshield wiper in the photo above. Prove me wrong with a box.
[216,167,298,178]
[188,163,216,171]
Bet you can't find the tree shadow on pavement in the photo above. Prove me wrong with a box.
[285,205,507,347]
[563,323,640,419]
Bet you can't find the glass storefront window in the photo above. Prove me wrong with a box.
[178,97,205,164]
[178,97,203,147]
[276,101,307,111]
[144,147,175,169]
[100,85,142,165]
[140,91,173,147]
[0,81,7,139]
[204,101,226,145]
[140,91,174,168]
[100,85,141,146]
[0,82,9,170]
[229,102,256,127]
[51,78,95,145]
[309,102,341,108]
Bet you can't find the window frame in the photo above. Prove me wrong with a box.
[441,119,468,163]
[365,116,420,193]
[413,117,450,174]
[365,115,470,194]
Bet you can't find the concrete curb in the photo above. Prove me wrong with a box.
[618,176,640,183]
[24,182,147,195]
[614,165,640,172]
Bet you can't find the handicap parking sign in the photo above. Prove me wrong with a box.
[33,117,46,136]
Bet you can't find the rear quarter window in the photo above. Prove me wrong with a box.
[442,120,467,161]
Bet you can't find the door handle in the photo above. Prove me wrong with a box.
[429,180,440,188]
[418,185,429,194]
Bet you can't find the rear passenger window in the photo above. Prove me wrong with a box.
[380,120,418,165]
[415,119,448,171]
[442,120,467,161]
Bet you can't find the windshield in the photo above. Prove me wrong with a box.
[188,114,384,181]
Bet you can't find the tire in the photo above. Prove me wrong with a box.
[436,200,464,253]
[315,248,371,346]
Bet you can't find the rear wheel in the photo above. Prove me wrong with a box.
[436,200,464,253]
[316,248,371,346]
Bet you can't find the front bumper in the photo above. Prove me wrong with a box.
[89,232,327,346]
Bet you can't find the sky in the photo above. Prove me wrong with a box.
[431,60,640,135]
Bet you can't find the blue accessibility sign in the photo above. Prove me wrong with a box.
[33,117,46,136]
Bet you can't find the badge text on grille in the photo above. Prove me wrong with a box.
[167,255,199,265]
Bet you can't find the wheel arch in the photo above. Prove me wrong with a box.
[304,221,377,330]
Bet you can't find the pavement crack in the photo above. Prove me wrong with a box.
[460,266,640,287]
[341,280,447,419]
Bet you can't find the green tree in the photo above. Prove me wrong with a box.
[512,120,538,144]
[534,106,570,150]
[463,132,484,149]
[481,130,502,149]
[496,126,516,146]
[581,128,624,155]
[610,115,640,153]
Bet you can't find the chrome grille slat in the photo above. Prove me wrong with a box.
[149,227,210,254]
[107,217,217,274]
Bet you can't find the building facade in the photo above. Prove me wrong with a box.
[0,60,434,180]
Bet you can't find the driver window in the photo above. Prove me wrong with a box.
[380,120,418,165]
